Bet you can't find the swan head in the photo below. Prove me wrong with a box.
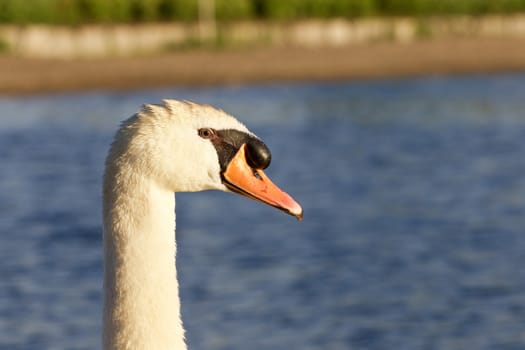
[109,99,302,219]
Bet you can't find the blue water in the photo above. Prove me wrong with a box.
[2,74,525,350]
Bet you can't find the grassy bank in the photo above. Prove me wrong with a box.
[2,37,525,95]
[2,0,525,25]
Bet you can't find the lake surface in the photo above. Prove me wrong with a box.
[2,74,525,350]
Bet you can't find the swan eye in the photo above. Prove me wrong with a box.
[198,128,215,139]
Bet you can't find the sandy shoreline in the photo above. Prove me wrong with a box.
[2,37,525,95]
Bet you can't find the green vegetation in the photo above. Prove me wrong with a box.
[0,37,8,53]
[1,0,525,25]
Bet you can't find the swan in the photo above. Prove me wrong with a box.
[102,100,302,350]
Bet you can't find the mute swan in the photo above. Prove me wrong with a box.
[102,100,302,350]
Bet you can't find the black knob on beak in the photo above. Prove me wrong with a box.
[246,138,271,170]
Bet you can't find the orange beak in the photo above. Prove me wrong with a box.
[223,144,303,220]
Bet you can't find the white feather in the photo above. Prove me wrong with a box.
[102,100,250,350]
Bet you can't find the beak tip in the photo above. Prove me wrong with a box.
[289,203,303,221]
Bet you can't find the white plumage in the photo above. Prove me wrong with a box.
[102,100,301,350]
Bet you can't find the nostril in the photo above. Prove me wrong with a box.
[246,139,272,170]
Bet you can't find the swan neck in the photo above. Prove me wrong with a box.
[103,168,186,350]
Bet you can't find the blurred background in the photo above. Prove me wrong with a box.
[2,1,525,350]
